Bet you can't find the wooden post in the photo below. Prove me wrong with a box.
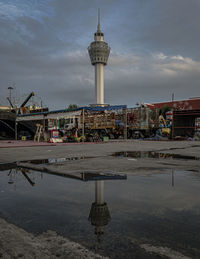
[43,117,46,141]
[15,121,18,140]
[124,108,127,140]
[43,118,45,130]
[82,109,85,142]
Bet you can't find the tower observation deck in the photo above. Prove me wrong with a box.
[88,10,110,105]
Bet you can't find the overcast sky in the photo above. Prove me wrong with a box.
[0,0,200,109]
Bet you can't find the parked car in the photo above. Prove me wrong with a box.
[18,131,32,140]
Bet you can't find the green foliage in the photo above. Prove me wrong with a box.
[68,104,78,110]
[159,105,171,119]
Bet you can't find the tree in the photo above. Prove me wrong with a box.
[159,105,171,119]
[68,104,78,110]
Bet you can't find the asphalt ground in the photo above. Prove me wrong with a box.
[1,140,200,258]
[0,140,200,174]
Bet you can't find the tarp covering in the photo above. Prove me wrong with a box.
[17,105,127,118]
[77,105,127,111]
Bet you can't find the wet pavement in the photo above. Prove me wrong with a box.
[113,151,200,160]
[0,140,200,258]
[0,165,200,258]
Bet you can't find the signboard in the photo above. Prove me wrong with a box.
[51,130,59,138]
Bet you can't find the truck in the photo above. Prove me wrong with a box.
[47,105,160,141]
[80,108,126,140]
[127,106,160,138]
[61,106,126,141]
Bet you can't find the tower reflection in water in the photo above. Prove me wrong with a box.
[88,180,111,242]
[5,166,127,242]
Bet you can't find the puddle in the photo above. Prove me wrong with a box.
[21,156,88,164]
[113,151,200,160]
[2,150,199,173]
[0,168,200,258]
[0,156,91,171]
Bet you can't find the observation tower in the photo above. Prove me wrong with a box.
[88,10,110,105]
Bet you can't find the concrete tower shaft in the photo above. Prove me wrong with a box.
[88,10,110,105]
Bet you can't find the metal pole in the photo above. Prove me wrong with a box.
[15,121,18,140]
[82,109,85,142]
[124,108,127,140]
[43,117,46,141]
[172,93,175,139]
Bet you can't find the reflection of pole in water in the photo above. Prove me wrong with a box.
[88,180,111,242]
[8,169,14,184]
[171,170,174,187]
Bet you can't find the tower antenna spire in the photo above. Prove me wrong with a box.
[97,8,101,31]
[88,7,110,105]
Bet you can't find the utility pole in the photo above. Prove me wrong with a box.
[82,109,85,142]
[124,108,127,140]
[172,93,175,139]
[15,121,18,140]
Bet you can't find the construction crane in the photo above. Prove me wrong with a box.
[7,97,14,108]
[18,92,34,114]
[20,92,34,108]
[6,91,35,114]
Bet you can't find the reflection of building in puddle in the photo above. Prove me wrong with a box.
[88,180,111,242]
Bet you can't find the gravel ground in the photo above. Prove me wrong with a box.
[0,218,107,259]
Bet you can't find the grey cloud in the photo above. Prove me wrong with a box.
[105,52,200,106]
[138,0,200,59]
[0,0,199,110]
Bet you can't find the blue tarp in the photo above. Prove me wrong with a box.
[77,105,127,112]
[18,105,127,117]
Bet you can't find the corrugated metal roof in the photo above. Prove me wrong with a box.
[148,98,200,110]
